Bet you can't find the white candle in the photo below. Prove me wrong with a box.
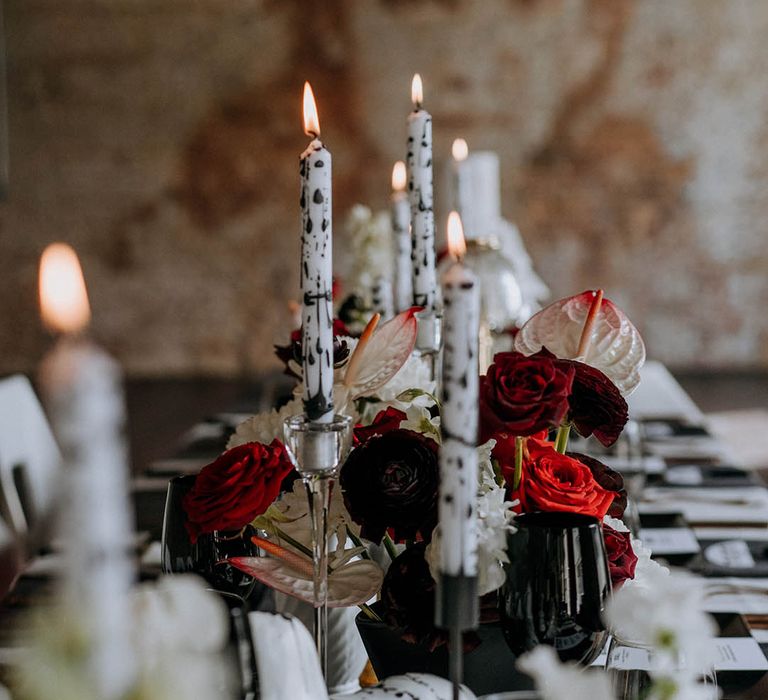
[371,275,394,320]
[38,243,136,699]
[390,161,412,313]
[300,82,334,423]
[406,74,437,312]
[452,143,502,242]
[439,213,480,577]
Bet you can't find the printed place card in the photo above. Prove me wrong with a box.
[640,527,701,555]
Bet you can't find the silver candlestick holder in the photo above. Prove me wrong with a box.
[282,413,353,680]
[414,308,443,385]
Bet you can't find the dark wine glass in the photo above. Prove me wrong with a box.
[160,474,261,604]
[499,511,611,665]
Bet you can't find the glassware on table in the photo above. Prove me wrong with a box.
[282,413,353,680]
[160,474,261,604]
[605,636,718,700]
[499,511,611,665]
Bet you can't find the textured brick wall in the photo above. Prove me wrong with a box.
[1,0,767,376]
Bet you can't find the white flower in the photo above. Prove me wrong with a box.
[426,440,515,596]
[227,396,303,448]
[605,569,717,679]
[517,646,614,700]
[603,514,629,533]
[376,352,436,402]
[342,205,393,300]
[400,403,441,443]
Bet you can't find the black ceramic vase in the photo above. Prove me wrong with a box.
[499,511,611,665]
[160,474,262,604]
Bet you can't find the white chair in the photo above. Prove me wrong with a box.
[0,374,61,535]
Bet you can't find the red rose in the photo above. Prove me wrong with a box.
[479,351,574,443]
[567,451,627,518]
[353,407,407,446]
[603,524,637,588]
[509,438,615,519]
[183,440,294,543]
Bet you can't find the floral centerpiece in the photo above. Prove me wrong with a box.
[178,288,652,666]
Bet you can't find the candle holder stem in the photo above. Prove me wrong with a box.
[414,309,443,385]
[304,472,332,675]
[282,413,353,683]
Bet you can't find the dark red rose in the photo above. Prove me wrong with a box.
[509,438,615,519]
[567,452,627,518]
[183,441,294,543]
[603,524,637,588]
[340,429,439,544]
[559,358,628,446]
[353,407,407,446]
[479,350,574,443]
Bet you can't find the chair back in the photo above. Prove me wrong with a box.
[0,374,61,534]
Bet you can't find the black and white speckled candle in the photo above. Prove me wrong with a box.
[300,87,334,424]
[406,74,437,312]
[439,224,480,577]
[371,275,394,320]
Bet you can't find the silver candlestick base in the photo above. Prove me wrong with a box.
[282,414,353,680]
[414,309,443,385]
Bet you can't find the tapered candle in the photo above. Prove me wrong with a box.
[406,74,437,311]
[371,275,394,321]
[391,161,412,313]
[451,138,469,223]
[300,82,334,423]
[38,243,136,699]
[438,212,480,580]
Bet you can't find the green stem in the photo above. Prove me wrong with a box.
[274,526,314,559]
[554,423,571,454]
[358,603,382,622]
[513,436,524,489]
[383,534,399,561]
[346,529,372,560]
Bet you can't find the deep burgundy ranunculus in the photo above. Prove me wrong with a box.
[340,429,439,544]
[353,407,407,446]
[381,543,482,651]
[508,438,615,520]
[183,441,294,543]
[479,350,574,443]
[567,451,627,518]
[603,524,638,588]
[559,358,629,446]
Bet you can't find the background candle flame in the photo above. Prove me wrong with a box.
[39,243,91,334]
[302,81,321,138]
[411,73,423,108]
[446,211,466,261]
[392,161,406,192]
[452,138,469,162]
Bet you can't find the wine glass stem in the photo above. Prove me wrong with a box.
[305,473,331,678]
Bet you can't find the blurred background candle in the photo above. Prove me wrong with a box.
[438,212,480,581]
[300,82,334,423]
[38,243,136,700]
[390,160,412,313]
[406,74,437,312]
[371,275,394,320]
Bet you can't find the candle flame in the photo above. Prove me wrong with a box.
[446,212,466,261]
[303,81,320,138]
[392,161,407,192]
[411,73,423,108]
[452,138,469,162]
[39,243,91,334]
